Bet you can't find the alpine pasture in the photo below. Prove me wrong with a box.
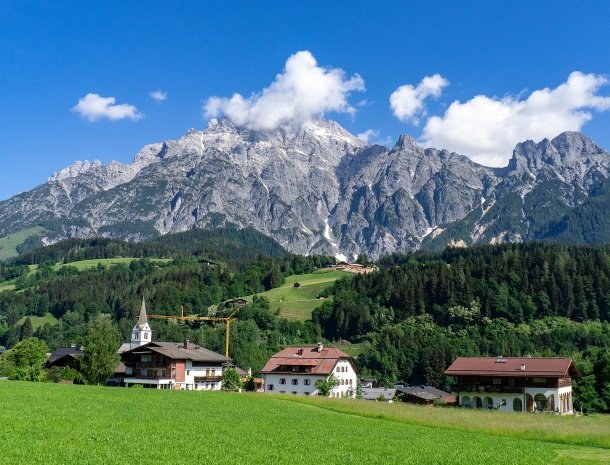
[1,382,609,465]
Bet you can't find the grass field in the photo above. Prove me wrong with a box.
[246,269,349,320]
[0,258,172,293]
[16,313,59,329]
[0,226,47,261]
[51,257,172,271]
[0,382,608,465]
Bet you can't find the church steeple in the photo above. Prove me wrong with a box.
[131,297,152,349]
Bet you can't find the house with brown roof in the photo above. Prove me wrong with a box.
[120,340,230,390]
[444,357,578,414]
[116,298,230,390]
[261,343,358,397]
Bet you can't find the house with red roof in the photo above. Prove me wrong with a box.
[261,343,358,397]
[444,356,578,414]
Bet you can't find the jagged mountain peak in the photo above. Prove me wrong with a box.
[1,122,609,260]
[392,134,420,152]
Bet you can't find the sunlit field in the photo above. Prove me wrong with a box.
[1,382,609,465]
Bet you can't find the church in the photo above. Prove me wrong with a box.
[113,299,231,390]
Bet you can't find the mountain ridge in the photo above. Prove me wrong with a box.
[0,119,608,260]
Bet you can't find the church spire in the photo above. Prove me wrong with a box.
[137,296,148,328]
[131,296,152,348]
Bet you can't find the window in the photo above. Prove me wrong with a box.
[533,377,546,384]
[336,367,341,373]
[492,378,501,385]
[304,379,311,386]
[349,379,353,386]
[279,378,286,385]
[143,332,148,340]
[141,354,152,363]
[291,379,298,385]
[267,384,274,391]
[304,392,310,396]
[513,398,522,412]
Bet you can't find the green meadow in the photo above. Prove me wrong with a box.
[0,258,172,293]
[0,226,47,261]
[16,313,59,330]
[0,382,609,465]
[246,269,348,319]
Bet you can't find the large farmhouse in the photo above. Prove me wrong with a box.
[261,343,358,397]
[444,357,578,414]
[116,299,230,390]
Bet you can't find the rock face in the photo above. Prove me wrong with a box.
[0,119,608,260]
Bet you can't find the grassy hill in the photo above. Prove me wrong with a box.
[0,258,172,294]
[16,313,59,329]
[0,226,47,261]
[246,269,349,319]
[0,382,608,465]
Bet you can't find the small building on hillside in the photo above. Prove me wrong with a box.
[396,385,457,405]
[261,343,358,397]
[361,387,396,402]
[45,345,85,370]
[444,357,578,414]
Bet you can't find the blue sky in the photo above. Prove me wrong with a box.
[1,1,609,199]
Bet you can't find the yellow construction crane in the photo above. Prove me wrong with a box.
[148,306,239,358]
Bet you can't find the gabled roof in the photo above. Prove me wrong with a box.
[46,346,85,366]
[444,357,578,378]
[361,388,396,401]
[261,346,358,375]
[121,341,229,363]
[397,385,456,402]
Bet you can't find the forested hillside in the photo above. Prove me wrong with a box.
[5,227,287,271]
[313,243,610,413]
[2,239,610,412]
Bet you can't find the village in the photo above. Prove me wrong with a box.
[43,298,578,414]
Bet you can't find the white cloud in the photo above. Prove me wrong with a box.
[357,129,392,146]
[420,72,610,167]
[72,93,142,122]
[357,129,378,144]
[150,90,167,103]
[390,74,449,123]
[205,50,365,130]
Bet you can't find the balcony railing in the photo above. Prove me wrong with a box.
[452,384,525,394]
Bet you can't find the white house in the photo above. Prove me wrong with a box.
[444,356,578,414]
[261,343,358,397]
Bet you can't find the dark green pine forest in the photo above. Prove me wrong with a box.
[1,230,610,413]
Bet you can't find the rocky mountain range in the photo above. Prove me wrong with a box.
[0,118,609,260]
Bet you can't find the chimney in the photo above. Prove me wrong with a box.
[520,363,526,371]
[296,348,303,356]
[184,339,190,349]
[317,342,323,352]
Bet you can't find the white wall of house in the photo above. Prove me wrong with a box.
[459,392,524,412]
[458,386,574,414]
[263,359,358,397]
[330,359,358,398]
[184,361,224,390]
[264,373,326,395]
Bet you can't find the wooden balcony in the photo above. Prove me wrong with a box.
[452,384,525,394]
